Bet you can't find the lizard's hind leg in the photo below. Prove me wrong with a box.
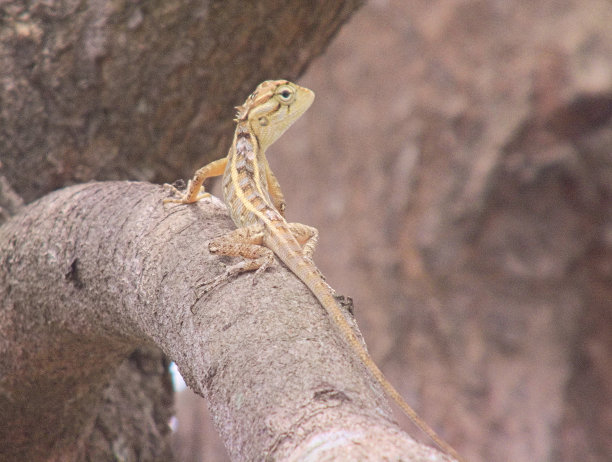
[198,225,275,296]
[288,222,319,258]
[288,222,337,293]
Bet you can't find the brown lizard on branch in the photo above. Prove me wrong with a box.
[164,79,465,462]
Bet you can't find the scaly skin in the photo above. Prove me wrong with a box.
[165,80,465,462]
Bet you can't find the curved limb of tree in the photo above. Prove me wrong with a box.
[0,1,367,458]
[0,181,453,461]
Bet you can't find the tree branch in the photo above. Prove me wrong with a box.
[0,181,450,461]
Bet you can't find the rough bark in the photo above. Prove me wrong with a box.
[0,0,366,460]
[0,182,450,462]
[0,0,363,204]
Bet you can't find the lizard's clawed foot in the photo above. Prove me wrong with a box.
[162,182,211,204]
[194,257,273,301]
[334,294,354,315]
[190,272,229,314]
[195,271,231,300]
[251,259,274,285]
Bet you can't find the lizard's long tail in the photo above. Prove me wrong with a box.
[281,252,466,462]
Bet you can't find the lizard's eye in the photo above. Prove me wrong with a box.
[276,86,294,103]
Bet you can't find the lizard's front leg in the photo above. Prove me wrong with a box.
[199,224,275,296]
[164,157,227,204]
[265,163,286,217]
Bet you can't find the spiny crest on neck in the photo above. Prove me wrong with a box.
[234,80,288,122]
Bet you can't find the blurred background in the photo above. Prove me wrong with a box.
[171,1,612,461]
[1,0,610,461]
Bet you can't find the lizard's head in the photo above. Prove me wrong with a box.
[235,80,315,148]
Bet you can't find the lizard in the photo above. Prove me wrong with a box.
[164,79,465,462]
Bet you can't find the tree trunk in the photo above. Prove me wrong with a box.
[0,182,450,462]
[0,0,363,204]
[0,0,370,460]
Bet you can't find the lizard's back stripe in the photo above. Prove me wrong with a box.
[224,126,302,255]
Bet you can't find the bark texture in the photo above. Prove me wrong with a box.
[0,0,376,460]
[3,0,611,461]
[0,0,362,203]
[0,182,448,462]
